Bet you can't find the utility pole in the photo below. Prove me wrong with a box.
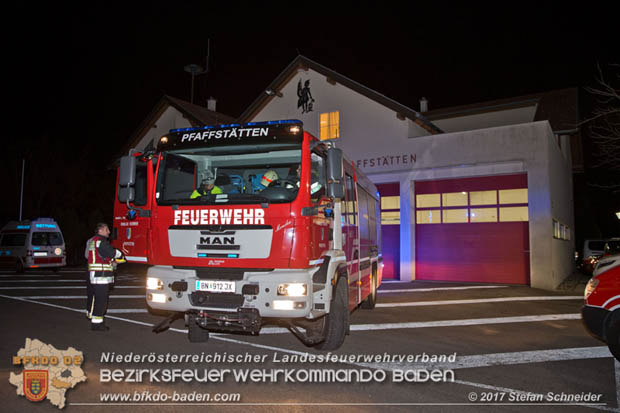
[19,158,25,221]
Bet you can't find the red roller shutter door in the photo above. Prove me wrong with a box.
[415,174,530,284]
[377,183,400,280]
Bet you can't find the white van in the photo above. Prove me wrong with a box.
[0,218,66,273]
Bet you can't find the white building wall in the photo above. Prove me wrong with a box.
[547,133,576,289]
[135,107,192,151]
[252,69,429,154]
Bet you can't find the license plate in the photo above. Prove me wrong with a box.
[33,252,48,257]
[195,280,235,293]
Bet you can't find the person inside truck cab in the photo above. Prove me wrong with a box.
[190,169,222,198]
[251,169,279,192]
[285,163,323,198]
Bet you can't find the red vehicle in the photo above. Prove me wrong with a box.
[582,254,620,361]
[113,120,382,350]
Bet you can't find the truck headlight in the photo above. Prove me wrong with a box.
[584,278,599,300]
[277,283,307,297]
[54,248,62,256]
[147,277,164,290]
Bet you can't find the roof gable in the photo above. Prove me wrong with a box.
[238,55,442,134]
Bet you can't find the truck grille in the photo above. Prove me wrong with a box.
[189,292,244,309]
[173,267,273,280]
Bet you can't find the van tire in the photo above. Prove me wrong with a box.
[361,267,377,310]
[15,260,24,274]
[187,314,209,343]
[316,277,348,351]
[606,312,620,362]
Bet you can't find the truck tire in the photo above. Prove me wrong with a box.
[187,315,209,343]
[316,277,348,351]
[606,313,620,362]
[361,267,377,309]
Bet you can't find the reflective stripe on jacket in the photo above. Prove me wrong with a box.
[88,236,114,273]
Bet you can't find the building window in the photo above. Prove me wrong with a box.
[470,207,498,223]
[553,219,571,240]
[417,210,441,224]
[442,208,468,223]
[416,194,441,208]
[320,111,340,140]
[381,195,400,224]
[442,192,468,207]
[499,206,529,222]
[470,190,497,206]
[499,188,528,204]
[416,186,528,225]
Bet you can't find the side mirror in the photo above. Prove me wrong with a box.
[119,156,136,186]
[327,148,344,199]
[118,155,136,202]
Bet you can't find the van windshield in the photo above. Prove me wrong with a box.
[32,232,64,246]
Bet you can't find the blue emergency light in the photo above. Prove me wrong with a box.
[170,119,300,133]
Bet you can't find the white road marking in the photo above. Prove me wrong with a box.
[106,309,149,313]
[0,274,63,278]
[7,295,145,299]
[0,286,143,289]
[0,279,85,282]
[377,296,583,307]
[0,293,617,411]
[0,279,142,283]
[357,346,611,371]
[379,286,507,293]
[257,314,582,334]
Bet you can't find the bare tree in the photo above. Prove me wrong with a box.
[582,64,620,172]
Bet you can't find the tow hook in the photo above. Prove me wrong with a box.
[152,312,182,334]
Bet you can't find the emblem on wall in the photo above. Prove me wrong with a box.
[297,79,314,113]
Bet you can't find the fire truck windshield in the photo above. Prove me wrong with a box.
[155,144,302,205]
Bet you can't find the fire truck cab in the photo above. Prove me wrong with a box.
[113,120,382,350]
[582,254,620,361]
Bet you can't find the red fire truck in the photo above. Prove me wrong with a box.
[582,254,620,361]
[113,120,382,350]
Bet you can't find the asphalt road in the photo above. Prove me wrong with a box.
[1,265,618,412]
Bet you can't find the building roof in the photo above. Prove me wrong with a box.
[122,95,235,154]
[237,55,443,134]
[423,88,579,133]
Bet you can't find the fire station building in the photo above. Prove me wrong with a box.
[238,56,577,291]
[128,56,577,291]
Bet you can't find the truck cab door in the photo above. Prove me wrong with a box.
[112,158,154,263]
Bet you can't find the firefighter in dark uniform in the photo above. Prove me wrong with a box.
[85,223,124,331]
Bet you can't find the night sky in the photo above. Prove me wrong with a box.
[2,4,617,256]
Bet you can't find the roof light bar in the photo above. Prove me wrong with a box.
[170,119,301,134]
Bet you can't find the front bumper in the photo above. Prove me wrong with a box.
[146,265,328,319]
[582,305,609,342]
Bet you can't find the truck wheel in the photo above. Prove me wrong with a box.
[187,315,209,343]
[606,314,620,362]
[361,268,377,310]
[316,277,348,351]
[15,260,24,274]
